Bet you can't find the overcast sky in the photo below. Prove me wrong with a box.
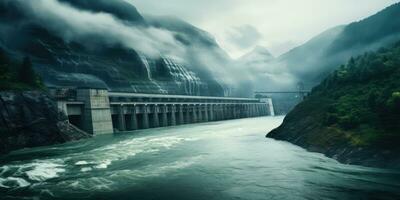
[128,0,399,58]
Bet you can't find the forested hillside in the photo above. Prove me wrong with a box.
[268,41,400,168]
[0,49,43,90]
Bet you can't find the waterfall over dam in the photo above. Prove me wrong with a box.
[52,88,274,135]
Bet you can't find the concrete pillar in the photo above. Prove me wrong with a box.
[249,104,253,117]
[204,105,209,122]
[223,104,228,120]
[161,104,168,127]
[198,104,203,122]
[230,104,234,119]
[215,104,220,121]
[170,105,177,126]
[245,104,250,118]
[227,104,231,119]
[233,104,238,119]
[219,104,223,120]
[260,104,264,116]
[142,105,150,129]
[238,104,243,118]
[129,106,138,130]
[226,104,231,119]
[222,104,227,120]
[216,104,219,120]
[241,104,247,118]
[185,105,191,124]
[192,104,198,123]
[208,104,214,121]
[57,101,68,116]
[178,104,184,125]
[152,105,160,128]
[118,104,126,131]
[76,89,114,135]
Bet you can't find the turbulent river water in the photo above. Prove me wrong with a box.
[1,117,400,200]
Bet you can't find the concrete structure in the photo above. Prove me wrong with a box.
[52,88,274,135]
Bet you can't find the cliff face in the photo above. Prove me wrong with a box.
[268,42,400,168]
[0,91,90,154]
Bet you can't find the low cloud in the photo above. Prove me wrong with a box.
[227,25,262,49]
[19,0,185,58]
[8,0,256,96]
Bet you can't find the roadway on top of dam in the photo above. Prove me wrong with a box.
[108,92,261,102]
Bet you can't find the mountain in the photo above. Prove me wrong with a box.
[236,46,275,78]
[268,41,400,168]
[239,46,275,66]
[58,0,145,24]
[0,0,244,96]
[274,2,400,88]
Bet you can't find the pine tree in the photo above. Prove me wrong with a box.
[0,48,10,81]
[17,56,36,86]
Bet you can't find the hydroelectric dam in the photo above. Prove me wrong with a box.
[51,88,275,135]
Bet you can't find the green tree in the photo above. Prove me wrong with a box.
[0,48,11,84]
[17,56,36,85]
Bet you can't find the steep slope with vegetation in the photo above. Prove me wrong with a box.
[268,42,400,168]
[0,49,44,90]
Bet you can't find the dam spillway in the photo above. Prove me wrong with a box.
[52,88,274,135]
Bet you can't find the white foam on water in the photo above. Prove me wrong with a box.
[81,167,92,172]
[75,161,89,165]
[110,155,203,180]
[56,177,114,192]
[26,162,66,182]
[0,159,66,185]
[84,135,196,167]
[0,166,9,176]
[0,177,31,188]
[94,160,112,169]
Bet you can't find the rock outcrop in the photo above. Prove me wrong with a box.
[0,91,90,154]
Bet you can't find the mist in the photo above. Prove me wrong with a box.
[19,0,184,58]
[12,0,258,96]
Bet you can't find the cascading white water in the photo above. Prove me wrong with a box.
[267,98,275,116]
[139,54,168,94]
[136,54,204,95]
[162,58,202,96]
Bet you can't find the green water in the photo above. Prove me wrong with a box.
[0,117,399,200]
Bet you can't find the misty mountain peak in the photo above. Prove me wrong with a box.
[239,46,275,64]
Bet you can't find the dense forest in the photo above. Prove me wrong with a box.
[269,41,400,167]
[314,41,400,146]
[0,49,44,90]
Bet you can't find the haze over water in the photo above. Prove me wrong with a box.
[1,117,399,200]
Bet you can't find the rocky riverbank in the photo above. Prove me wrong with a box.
[0,91,91,155]
[267,98,400,168]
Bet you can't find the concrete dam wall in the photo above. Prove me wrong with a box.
[53,88,274,135]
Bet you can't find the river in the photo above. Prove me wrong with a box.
[1,117,399,200]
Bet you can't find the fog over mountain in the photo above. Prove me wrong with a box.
[0,0,254,96]
[284,2,400,87]
[242,2,400,92]
[1,0,399,98]
[129,0,398,57]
